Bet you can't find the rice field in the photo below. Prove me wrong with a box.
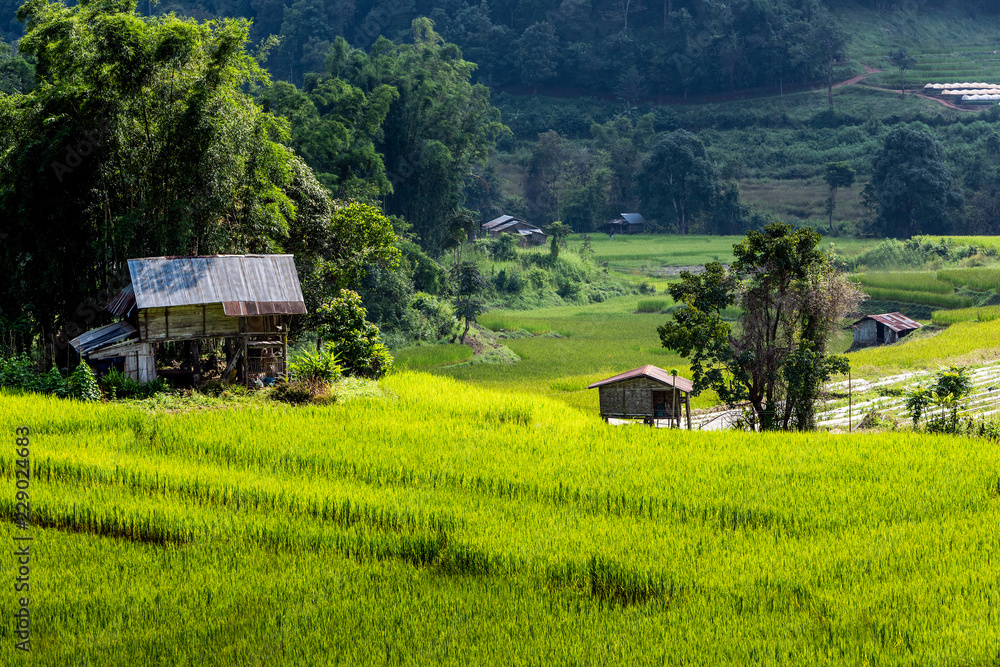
[2,374,1000,664]
[938,267,1000,291]
[848,317,1000,374]
[858,286,974,309]
[850,272,955,294]
[393,344,474,370]
[932,304,1000,325]
[440,296,730,411]
[577,235,881,279]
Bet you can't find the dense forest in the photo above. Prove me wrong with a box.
[4,0,1000,360]
[3,1,998,98]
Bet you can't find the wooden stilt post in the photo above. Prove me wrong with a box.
[685,393,692,430]
[282,333,288,378]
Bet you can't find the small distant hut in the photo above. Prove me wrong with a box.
[482,215,547,246]
[852,312,921,347]
[70,254,306,385]
[605,213,646,235]
[588,365,693,428]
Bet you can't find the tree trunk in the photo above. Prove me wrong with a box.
[828,188,836,234]
[827,57,834,109]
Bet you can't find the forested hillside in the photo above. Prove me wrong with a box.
[3,1,998,98]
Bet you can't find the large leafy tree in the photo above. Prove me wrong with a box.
[868,127,962,238]
[0,0,328,362]
[257,73,398,201]
[659,223,863,431]
[638,130,718,234]
[330,19,509,255]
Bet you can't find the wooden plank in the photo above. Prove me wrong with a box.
[140,305,239,341]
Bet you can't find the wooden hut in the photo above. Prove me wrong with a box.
[852,312,921,347]
[605,213,646,235]
[482,215,548,246]
[71,254,306,385]
[588,365,693,428]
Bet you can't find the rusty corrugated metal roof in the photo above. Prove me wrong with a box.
[108,255,306,316]
[853,312,922,333]
[588,365,694,393]
[69,322,138,355]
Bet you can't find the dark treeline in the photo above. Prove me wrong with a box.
[2,0,996,99]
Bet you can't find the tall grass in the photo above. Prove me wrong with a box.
[635,299,668,313]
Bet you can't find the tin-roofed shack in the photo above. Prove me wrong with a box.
[852,312,921,347]
[70,254,306,385]
[588,365,693,428]
[482,215,548,246]
[605,213,646,235]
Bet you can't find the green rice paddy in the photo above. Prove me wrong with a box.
[3,371,1000,664]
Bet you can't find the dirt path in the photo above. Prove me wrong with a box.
[840,65,981,111]
[862,85,979,111]
[833,64,881,89]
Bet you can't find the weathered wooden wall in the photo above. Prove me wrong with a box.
[597,377,679,418]
[854,320,900,346]
[140,304,237,341]
[124,342,157,383]
[854,320,878,345]
[88,341,156,382]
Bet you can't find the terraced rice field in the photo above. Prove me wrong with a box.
[3,376,1000,664]
[862,47,1000,87]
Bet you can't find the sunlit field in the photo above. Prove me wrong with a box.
[445,296,723,411]
[2,374,999,664]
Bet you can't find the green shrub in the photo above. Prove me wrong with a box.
[39,365,69,397]
[100,368,172,400]
[317,290,394,379]
[480,234,519,262]
[409,293,458,340]
[288,343,342,386]
[197,379,227,397]
[0,354,37,390]
[269,380,317,404]
[67,363,101,401]
[636,299,667,313]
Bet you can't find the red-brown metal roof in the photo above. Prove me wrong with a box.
[853,312,922,333]
[587,365,694,393]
